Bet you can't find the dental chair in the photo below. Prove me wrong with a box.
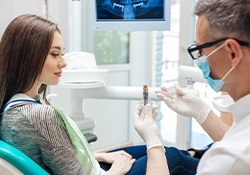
[0,140,49,175]
[0,135,96,175]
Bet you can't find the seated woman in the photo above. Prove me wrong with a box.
[0,14,134,175]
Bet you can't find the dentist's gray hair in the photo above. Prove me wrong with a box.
[195,0,250,41]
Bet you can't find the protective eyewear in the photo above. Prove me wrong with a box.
[187,38,249,60]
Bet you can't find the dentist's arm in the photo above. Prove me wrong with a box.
[147,146,169,175]
[134,102,169,175]
[156,84,230,141]
[201,110,230,141]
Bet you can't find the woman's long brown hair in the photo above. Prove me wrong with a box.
[0,14,60,107]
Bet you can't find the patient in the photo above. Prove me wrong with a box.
[0,14,135,175]
[0,14,199,175]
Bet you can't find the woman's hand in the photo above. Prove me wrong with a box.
[95,151,133,164]
[95,151,135,175]
[106,154,135,175]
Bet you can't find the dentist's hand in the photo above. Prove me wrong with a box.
[134,101,163,151]
[156,84,211,124]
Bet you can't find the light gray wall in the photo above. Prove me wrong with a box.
[47,0,73,53]
[0,0,46,37]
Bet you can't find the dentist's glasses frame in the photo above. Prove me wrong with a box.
[187,37,249,60]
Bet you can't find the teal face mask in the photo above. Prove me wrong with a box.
[195,44,234,93]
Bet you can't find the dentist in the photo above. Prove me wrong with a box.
[135,0,250,174]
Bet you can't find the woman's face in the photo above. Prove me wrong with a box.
[39,31,66,85]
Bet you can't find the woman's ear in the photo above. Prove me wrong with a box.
[224,39,243,67]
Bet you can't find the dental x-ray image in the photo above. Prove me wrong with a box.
[96,0,164,20]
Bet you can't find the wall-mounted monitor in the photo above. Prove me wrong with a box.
[90,0,171,31]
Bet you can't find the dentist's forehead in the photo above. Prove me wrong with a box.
[195,15,211,44]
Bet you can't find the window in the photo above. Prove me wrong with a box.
[93,31,129,65]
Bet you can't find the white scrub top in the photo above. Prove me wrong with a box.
[197,94,250,175]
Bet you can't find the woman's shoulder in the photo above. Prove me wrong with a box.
[14,104,70,142]
[1,103,73,150]
[22,103,55,114]
[5,103,61,126]
[22,104,61,122]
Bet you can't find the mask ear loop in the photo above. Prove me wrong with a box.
[207,44,225,58]
[195,43,226,65]
[219,42,239,82]
[208,43,235,85]
[220,66,235,82]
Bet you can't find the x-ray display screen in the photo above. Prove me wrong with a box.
[96,0,164,21]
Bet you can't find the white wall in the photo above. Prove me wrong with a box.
[0,0,46,36]
[47,0,73,53]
